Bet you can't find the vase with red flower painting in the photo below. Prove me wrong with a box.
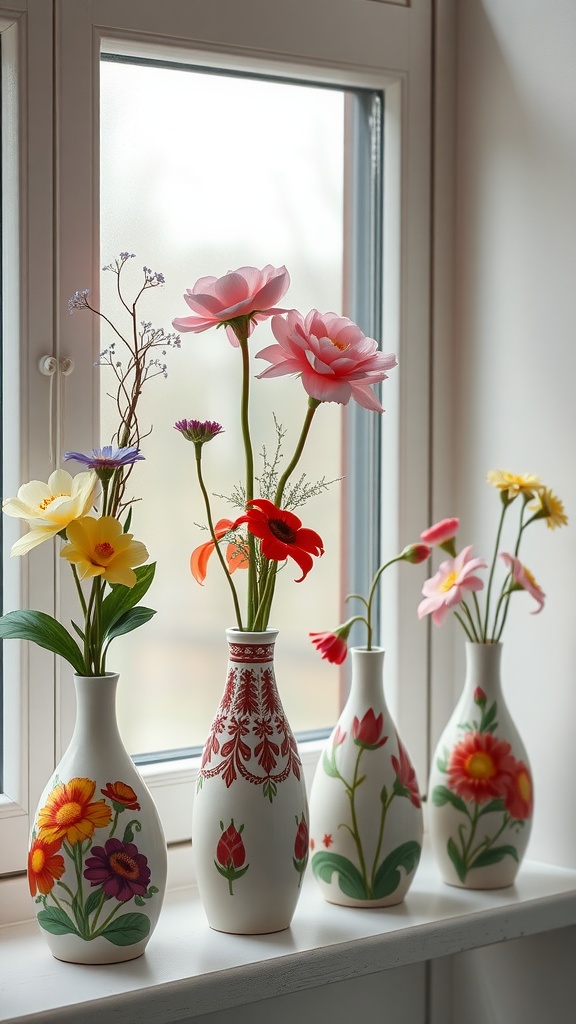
[428,642,533,888]
[27,673,167,964]
[192,628,309,934]
[308,647,423,907]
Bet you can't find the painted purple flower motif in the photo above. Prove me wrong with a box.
[64,445,144,472]
[84,837,151,902]
[174,419,224,445]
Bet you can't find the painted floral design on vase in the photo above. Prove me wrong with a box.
[28,673,167,963]
[192,628,309,934]
[309,648,423,907]
[428,642,533,888]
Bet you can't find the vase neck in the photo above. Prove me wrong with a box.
[346,648,387,709]
[71,674,123,747]
[463,642,503,699]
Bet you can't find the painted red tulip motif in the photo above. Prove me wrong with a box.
[293,813,309,886]
[214,819,250,895]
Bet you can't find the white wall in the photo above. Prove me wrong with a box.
[450,2,576,1019]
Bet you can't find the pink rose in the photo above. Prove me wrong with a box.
[172,265,290,344]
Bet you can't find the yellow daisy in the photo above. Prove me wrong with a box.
[487,470,540,500]
[60,515,148,587]
[530,487,568,530]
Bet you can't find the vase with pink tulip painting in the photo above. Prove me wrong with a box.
[418,474,567,888]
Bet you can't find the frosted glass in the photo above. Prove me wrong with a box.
[100,59,344,755]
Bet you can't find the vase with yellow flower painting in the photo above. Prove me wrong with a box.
[428,642,533,889]
[27,673,167,963]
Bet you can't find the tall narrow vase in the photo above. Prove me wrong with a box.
[27,673,168,964]
[428,642,533,889]
[309,648,423,907]
[192,629,309,934]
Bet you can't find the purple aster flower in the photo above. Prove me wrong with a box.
[84,838,151,903]
[174,419,224,445]
[64,445,144,471]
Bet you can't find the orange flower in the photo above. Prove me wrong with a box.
[27,835,65,896]
[101,781,140,811]
[190,518,248,584]
[37,777,112,845]
[504,761,533,820]
[447,732,516,804]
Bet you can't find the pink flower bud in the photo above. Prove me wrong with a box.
[420,517,460,547]
[401,543,431,565]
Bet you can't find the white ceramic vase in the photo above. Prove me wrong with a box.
[428,642,533,889]
[192,629,309,934]
[309,647,423,907]
[27,673,167,963]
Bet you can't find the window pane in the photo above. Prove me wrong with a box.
[100,58,347,756]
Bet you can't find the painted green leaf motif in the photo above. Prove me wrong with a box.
[432,785,468,814]
[322,749,340,779]
[477,797,507,816]
[100,912,151,946]
[311,852,368,900]
[84,888,108,917]
[122,819,142,844]
[480,701,498,733]
[0,610,86,673]
[471,845,519,869]
[373,841,421,899]
[37,907,80,936]
[447,837,467,882]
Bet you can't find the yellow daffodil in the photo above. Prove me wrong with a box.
[487,469,540,500]
[2,469,98,556]
[60,515,148,587]
[530,487,568,530]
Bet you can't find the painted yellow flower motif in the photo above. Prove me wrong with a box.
[530,487,568,530]
[2,469,98,557]
[60,515,148,587]
[486,470,540,500]
[37,777,112,845]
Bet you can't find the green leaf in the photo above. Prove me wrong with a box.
[100,912,151,946]
[480,701,498,733]
[477,797,507,816]
[37,907,80,936]
[311,852,369,900]
[432,784,468,814]
[471,844,519,869]
[103,606,156,645]
[122,819,141,844]
[322,749,340,779]
[447,837,467,882]
[84,888,107,917]
[373,841,421,899]
[0,610,86,673]
[100,563,156,636]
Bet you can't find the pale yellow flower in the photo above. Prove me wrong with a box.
[60,515,148,587]
[487,470,540,500]
[2,469,98,556]
[530,487,568,530]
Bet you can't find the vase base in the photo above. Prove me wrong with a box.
[207,920,292,936]
[47,937,149,965]
[441,876,517,892]
[320,892,406,909]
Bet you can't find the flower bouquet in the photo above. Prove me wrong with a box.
[420,470,567,888]
[171,262,397,931]
[0,254,178,961]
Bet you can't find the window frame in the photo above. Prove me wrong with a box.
[2,0,433,876]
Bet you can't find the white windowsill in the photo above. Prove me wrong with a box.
[2,842,576,1024]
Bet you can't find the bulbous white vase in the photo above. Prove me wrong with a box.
[309,647,423,907]
[28,673,167,963]
[428,642,533,889]
[192,629,309,934]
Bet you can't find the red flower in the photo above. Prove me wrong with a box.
[84,838,151,902]
[28,836,65,896]
[101,781,140,811]
[352,709,388,750]
[216,820,246,870]
[420,517,460,548]
[322,833,333,848]
[504,760,533,820]
[474,687,487,706]
[190,518,248,585]
[233,498,324,582]
[447,731,516,804]
[391,738,421,808]
[294,814,309,861]
[310,629,348,664]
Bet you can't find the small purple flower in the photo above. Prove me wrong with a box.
[174,419,224,445]
[64,445,144,472]
[84,838,151,903]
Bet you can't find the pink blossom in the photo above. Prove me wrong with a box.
[172,265,290,344]
[256,309,397,412]
[417,545,487,627]
[500,552,545,613]
[420,518,460,547]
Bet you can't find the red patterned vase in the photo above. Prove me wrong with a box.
[192,629,309,933]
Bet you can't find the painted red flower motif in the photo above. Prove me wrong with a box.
[101,781,140,811]
[504,760,533,820]
[84,838,151,902]
[216,821,246,870]
[28,836,65,896]
[233,498,324,582]
[323,833,333,848]
[294,814,309,861]
[391,738,421,808]
[352,709,388,750]
[333,725,347,746]
[447,731,516,804]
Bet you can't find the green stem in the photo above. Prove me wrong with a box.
[370,792,392,892]
[91,900,124,938]
[454,610,475,642]
[89,889,108,933]
[483,501,509,641]
[347,747,371,897]
[236,330,257,628]
[274,398,321,508]
[469,812,511,864]
[364,555,403,650]
[195,447,243,630]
